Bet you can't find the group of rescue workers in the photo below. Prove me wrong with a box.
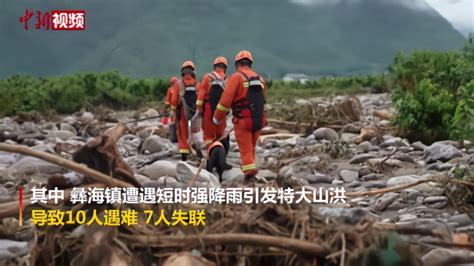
[163,50,266,184]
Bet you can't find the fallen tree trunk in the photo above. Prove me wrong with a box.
[120,233,330,257]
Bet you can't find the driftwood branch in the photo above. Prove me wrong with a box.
[120,233,330,256]
[0,143,133,188]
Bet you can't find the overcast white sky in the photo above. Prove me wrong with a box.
[427,0,473,36]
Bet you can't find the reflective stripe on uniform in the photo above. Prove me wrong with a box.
[196,100,204,106]
[170,105,177,110]
[242,163,256,171]
[185,87,196,91]
[179,149,190,154]
[217,104,229,112]
[211,80,224,87]
[243,82,249,88]
[249,80,263,86]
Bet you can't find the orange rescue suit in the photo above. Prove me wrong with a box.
[213,66,266,175]
[197,70,227,146]
[170,75,200,154]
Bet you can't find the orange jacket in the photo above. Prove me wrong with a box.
[170,75,200,111]
[197,70,226,112]
[165,86,173,106]
[213,66,266,122]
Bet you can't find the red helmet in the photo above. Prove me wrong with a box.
[169,76,178,85]
[213,56,228,67]
[181,60,195,70]
[234,50,253,64]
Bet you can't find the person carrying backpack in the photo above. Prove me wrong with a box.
[195,56,228,147]
[212,50,266,183]
[170,61,201,161]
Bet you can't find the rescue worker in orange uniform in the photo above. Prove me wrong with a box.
[212,51,266,183]
[170,61,200,161]
[165,76,178,142]
[196,57,228,147]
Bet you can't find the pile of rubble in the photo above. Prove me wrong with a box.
[0,93,472,265]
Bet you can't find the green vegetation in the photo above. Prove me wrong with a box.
[390,34,474,142]
[0,0,465,78]
[0,71,169,116]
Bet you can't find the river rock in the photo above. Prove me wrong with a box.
[0,155,16,167]
[176,162,220,188]
[412,141,427,151]
[313,128,339,142]
[447,214,472,227]
[60,123,77,135]
[0,240,28,260]
[339,170,358,183]
[221,167,245,181]
[361,173,378,181]
[305,174,333,184]
[143,108,159,117]
[138,160,177,180]
[424,143,462,163]
[373,192,399,211]
[398,213,417,222]
[316,207,373,224]
[380,137,409,148]
[50,130,75,141]
[423,196,448,209]
[357,141,371,153]
[350,153,376,164]
[0,186,10,201]
[7,157,63,179]
[135,174,151,186]
[140,135,174,154]
[358,167,372,177]
[422,248,474,265]
[256,169,277,180]
[80,112,94,124]
[392,153,416,164]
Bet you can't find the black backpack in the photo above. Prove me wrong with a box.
[207,71,226,117]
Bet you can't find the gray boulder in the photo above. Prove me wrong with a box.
[0,240,28,260]
[424,143,462,163]
[176,162,220,188]
[138,160,177,180]
[313,128,339,142]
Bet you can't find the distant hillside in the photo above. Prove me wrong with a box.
[0,0,466,78]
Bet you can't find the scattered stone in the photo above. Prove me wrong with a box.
[398,213,417,222]
[140,135,173,154]
[339,170,358,183]
[424,143,462,163]
[358,167,372,177]
[373,192,399,212]
[423,196,448,209]
[447,214,472,227]
[332,179,344,185]
[349,153,376,164]
[0,186,10,201]
[367,158,402,168]
[313,128,339,142]
[60,123,77,135]
[412,141,427,151]
[305,174,333,184]
[143,108,159,117]
[256,169,277,180]
[135,174,151,186]
[221,167,245,181]
[342,124,361,134]
[437,162,453,171]
[7,157,63,179]
[316,207,373,224]
[357,141,371,153]
[0,155,16,167]
[49,130,76,141]
[422,248,474,265]
[176,162,220,188]
[380,137,409,148]
[392,153,416,164]
[80,112,94,124]
[361,173,378,181]
[0,240,28,260]
[138,160,177,180]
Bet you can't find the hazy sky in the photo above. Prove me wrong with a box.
[427,0,473,36]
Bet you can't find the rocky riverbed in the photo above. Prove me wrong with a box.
[0,93,473,265]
